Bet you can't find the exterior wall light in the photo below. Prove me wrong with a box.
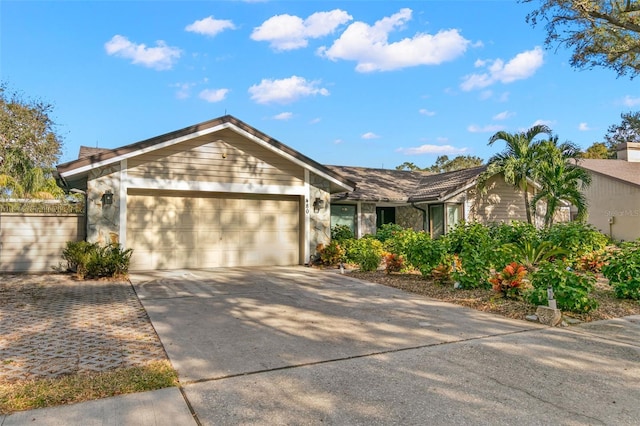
[102,190,114,205]
[313,197,325,213]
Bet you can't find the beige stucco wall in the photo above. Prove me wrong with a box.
[583,173,640,241]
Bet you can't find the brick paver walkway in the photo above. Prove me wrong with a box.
[0,274,167,382]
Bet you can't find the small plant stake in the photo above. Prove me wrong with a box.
[547,285,557,309]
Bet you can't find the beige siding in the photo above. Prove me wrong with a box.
[583,174,640,241]
[0,214,86,272]
[127,129,304,187]
[468,176,530,223]
[127,190,300,269]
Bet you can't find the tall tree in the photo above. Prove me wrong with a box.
[395,155,484,173]
[605,111,640,147]
[581,141,615,159]
[0,83,63,198]
[532,137,592,227]
[483,125,552,224]
[524,0,640,78]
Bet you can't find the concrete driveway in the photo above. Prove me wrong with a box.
[128,267,640,425]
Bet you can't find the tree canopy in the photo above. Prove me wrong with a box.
[525,0,640,78]
[0,83,63,198]
[395,155,484,173]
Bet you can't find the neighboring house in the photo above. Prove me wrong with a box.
[54,115,568,271]
[326,165,564,238]
[55,115,355,270]
[578,142,640,242]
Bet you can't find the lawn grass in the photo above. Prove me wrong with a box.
[0,360,178,415]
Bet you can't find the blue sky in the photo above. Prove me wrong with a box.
[2,1,639,168]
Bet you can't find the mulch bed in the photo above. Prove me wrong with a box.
[348,270,640,323]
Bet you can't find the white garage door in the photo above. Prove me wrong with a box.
[127,191,300,270]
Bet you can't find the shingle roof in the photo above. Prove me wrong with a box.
[578,159,640,187]
[409,165,488,201]
[326,165,487,203]
[78,146,110,159]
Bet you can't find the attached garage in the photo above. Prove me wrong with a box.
[127,190,300,269]
[55,115,355,271]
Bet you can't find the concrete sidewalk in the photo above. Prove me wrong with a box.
[2,267,639,425]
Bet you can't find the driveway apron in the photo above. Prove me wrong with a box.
[129,267,540,384]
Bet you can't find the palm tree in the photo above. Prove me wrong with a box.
[531,138,592,228]
[483,125,552,224]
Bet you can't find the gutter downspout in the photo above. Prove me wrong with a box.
[411,202,428,232]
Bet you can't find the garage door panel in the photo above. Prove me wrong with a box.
[127,192,299,270]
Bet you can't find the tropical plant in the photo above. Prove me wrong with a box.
[527,260,598,313]
[482,125,552,224]
[319,240,345,266]
[503,240,568,270]
[383,252,405,274]
[602,242,640,300]
[531,138,592,227]
[375,223,404,242]
[446,222,493,289]
[62,241,133,278]
[489,262,530,299]
[382,227,419,262]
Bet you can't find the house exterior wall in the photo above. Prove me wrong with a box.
[127,129,304,187]
[583,173,640,241]
[467,175,532,224]
[87,163,121,245]
[309,173,331,262]
[396,205,425,231]
[361,203,377,236]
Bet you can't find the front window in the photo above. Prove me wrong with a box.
[376,207,396,229]
[331,204,356,235]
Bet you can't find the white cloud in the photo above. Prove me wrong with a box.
[172,82,196,99]
[274,112,293,120]
[531,119,554,127]
[310,117,321,124]
[623,95,640,107]
[248,76,329,104]
[334,139,344,144]
[185,16,236,36]
[419,109,436,116]
[362,132,381,139]
[460,47,544,91]
[467,124,505,133]
[493,111,514,121]
[396,144,468,155]
[578,122,591,131]
[319,8,470,72]
[198,88,229,102]
[104,35,181,70]
[251,9,352,51]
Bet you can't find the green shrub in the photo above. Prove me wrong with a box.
[542,222,609,261]
[445,222,493,289]
[489,221,540,246]
[331,225,354,242]
[602,242,640,300]
[382,228,419,261]
[319,240,345,266]
[349,237,384,272]
[527,260,598,313]
[62,241,132,279]
[405,232,447,277]
[375,223,404,243]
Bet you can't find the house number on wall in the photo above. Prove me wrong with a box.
[305,198,309,214]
